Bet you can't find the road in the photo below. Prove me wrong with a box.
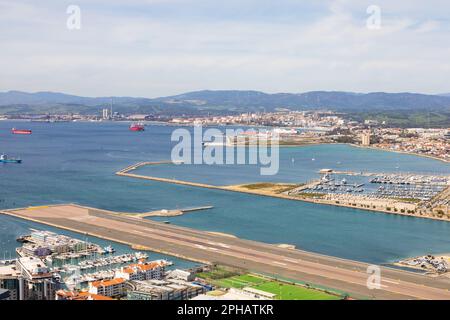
[2,204,450,300]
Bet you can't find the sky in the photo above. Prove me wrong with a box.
[0,0,449,97]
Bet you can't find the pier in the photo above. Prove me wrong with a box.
[132,206,214,218]
[116,162,450,221]
[2,204,450,300]
[116,161,224,190]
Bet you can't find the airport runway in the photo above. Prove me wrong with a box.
[2,204,450,300]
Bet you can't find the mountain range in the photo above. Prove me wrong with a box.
[1,90,450,116]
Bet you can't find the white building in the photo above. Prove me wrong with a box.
[166,269,194,281]
[361,131,371,146]
[89,278,126,298]
[115,261,165,281]
[102,108,110,120]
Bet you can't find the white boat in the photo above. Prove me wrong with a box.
[104,245,115,254]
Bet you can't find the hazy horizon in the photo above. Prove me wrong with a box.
[1,1,450,97]
[2,88,450,100]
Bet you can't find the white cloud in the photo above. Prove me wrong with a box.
[415,20,440,33]
[0,0,449,96]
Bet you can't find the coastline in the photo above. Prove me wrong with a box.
[4,204,450,299]
[0,205,209,265]
[234,139,450,163]
[350,144,450,164]
[116,162,450,223]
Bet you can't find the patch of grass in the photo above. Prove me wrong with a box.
[294,192,326,199]
[253,282,340,300]
[348,110,450,128]
[240,183,301,194]
[215,274,266,289]
[276,184,303,193]
[204,272,340,300]
[196,266,240,280]
[241,183,278,190]
[392,197,421,203]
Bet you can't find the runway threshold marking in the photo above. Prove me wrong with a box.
[26,206,49,210]
[207,241,230,248]
[382,279,400,285]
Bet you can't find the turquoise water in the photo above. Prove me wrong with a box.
[134,143,450,185]
[0,214,196,270]
[1,121,450,264]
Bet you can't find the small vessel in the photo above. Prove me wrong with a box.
[11,128,32,135]
[104,245,115,254]
[0,154,22,163]
[16,235,31,243]
[129,123,145,131]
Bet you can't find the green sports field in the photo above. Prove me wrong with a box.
[253,281,340,300]
[200,272,341,300]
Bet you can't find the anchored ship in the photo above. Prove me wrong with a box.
[0,154,22,163]
[129,123,145,131]
[11,128,32,135]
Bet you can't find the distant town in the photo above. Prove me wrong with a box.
[2,108,449,162]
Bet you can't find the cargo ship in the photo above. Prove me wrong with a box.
[11,128,32,135]
[129,123,145,131]
[0,154,22,163]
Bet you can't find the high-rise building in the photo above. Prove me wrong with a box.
[0,265,21,300]
[361,131,371,146]
[16,257,58,300]
[102,108,110,120]
[0,257,59,300]
[0,288,10,300]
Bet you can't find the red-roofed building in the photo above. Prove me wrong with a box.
[56,289,114,300]
[88,278,126,298]
[115,261,165,281]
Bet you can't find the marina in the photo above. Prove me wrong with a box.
[2,122,450,267]
[298,171,449,203]
[2,0,450,302]
[119,161,450,221]
[1,226,178,291]
[3,204,450,299]
[76,252,149,270]
[63,259,173,289]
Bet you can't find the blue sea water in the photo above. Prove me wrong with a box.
[135,143,450,186]
[1,121,450,264]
